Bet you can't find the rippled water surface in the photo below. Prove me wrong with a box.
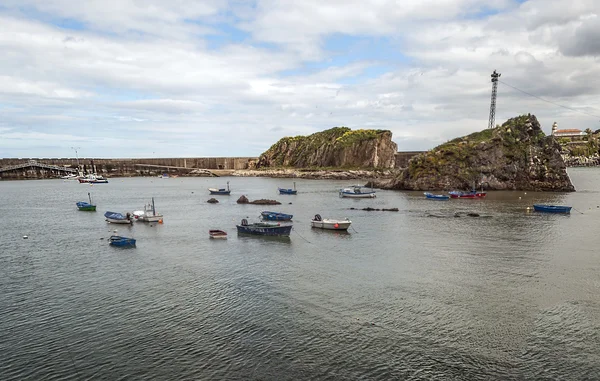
[1,169,599,380]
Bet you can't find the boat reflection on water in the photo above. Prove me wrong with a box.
[310,228,352,238]
[236,233,292,244]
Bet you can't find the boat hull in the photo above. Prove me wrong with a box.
[261,211,293,221]
[208,190,231,195]
[339,192,376,198]
[449,192,486,199]
[533,204,572,214]
[236,224,292,236]
[278,188,297,195]
[311,219,351,230]
[424,192,449,200]
[209,230,228,239]
[109,236,136,247]
[139,215,163,222]
[76,202,96,211]
[106,218,133,224]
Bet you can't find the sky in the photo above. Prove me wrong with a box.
[0,0,599,158]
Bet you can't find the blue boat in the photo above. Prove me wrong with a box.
[261,211,293,221]
[533,204,572,214]
[76,192,97,211]
[236,219,292,236]
[104,211,133,224]
[109,235,136,247]
[424,192,449,201]
[278,182,297,195]
[208,181,231,195]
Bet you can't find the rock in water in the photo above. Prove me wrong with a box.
[237,195,249,204]
[373,114,575,192]
[256,127,397,168]
[249,199,281,205]
[207,198,219,204]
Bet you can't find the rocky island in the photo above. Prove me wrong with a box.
[234,127,398,179]
[372,114,575,192]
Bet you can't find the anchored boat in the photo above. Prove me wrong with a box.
[76,193,96,211]
[135,197,163,222]
[310,214,352,230]
[533,204,572,214]
[209,230,228,239]
[109,235,136,247]
[278,182,297,195]
[236,219,292,236]
[79,174,109,184]
[449,190,486,199]
[209,181,231,195]
[261,211,293,221]
[104,211,133,224]
[339,185,376,198]
[424,192,450,201]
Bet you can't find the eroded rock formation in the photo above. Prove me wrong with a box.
[257,127,397,169]
[373,115,574,192]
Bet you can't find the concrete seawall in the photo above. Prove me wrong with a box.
[0,157,258,180]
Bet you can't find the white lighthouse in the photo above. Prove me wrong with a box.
[552,122,558,135]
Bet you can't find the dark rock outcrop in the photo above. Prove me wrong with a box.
[257,127,397,169]
[374,115,574,192]
[237,195,249,204]
[236,195,281,205]
[207,198,219,204]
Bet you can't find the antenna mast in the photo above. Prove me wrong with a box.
[488,70,501,129]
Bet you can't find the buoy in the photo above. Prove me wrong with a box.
[334,223,339,228]
[23,235,28,239]
[158,219,163,224]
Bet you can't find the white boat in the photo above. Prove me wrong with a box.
[136,197,163,222]
[79,174,109,184]
[104,211,133,224]
[311,214,352,230]
[339,185,376,198]
[61,173,80,180]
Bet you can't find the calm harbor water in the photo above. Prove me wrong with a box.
[1,168,599,380]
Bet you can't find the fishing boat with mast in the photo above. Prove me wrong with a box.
[208,181,231,195]
[339,185,376,198]
[278,182,297,195]
[76,193,96,211]
[134,197,163,222]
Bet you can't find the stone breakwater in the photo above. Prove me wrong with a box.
[232,169,396,180]
[562,154,600,167]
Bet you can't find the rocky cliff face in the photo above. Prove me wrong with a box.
[257,127,397,168]
[374,115,574,191]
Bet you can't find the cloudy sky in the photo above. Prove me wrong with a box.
[1,0,599,158]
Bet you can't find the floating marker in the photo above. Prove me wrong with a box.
[23,235,28,239]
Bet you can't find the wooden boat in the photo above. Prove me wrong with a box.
[449,190,486,199]
[261,211,293,221]
[104,211,133,224]
[533,204,572,214]
[424,192,449,201]
[209,230,228,239]
[209,181,231,195]
[278,182,297,195]
[109,235,136,247]
[339,185,376,198]
[136,197,163,222]
[236,219,292,236]
[310,214,351,230]
[79,174,109,184]
[76,192,96,211]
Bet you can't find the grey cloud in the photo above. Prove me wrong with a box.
[559,17,600,57]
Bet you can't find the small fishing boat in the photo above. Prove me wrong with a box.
[261,211,293,221]
[278,182,297,195]
[236,219,292,236]
[209,181,231,195]
[135,197,163,222]
[339,185,376,198]
[424,192,450,201]
[533,204,572,214]
[158,173,169,178]
[62,173,80,180]
[79,174,109,184]
[310,214,352,230]
[76,193,96,211]
[104,211,133,224]
[209,230,228,239]
[109,235,136,247]
[449,190,486,199]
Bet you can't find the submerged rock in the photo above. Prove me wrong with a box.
[207,198,219,204]
[249,199,281,205]
[373,114,575,192]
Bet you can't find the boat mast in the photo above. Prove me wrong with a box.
[227,181,230,192]
[71,146,81,174]
[152,197,156,216]
[88,192,92,204]
[293,181,296,191]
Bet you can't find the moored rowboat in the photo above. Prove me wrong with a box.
[533,204,572,214]
[310,214,351,230]
[236,219,292,236]
[209,230,228,239]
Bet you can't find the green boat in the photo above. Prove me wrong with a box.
[76,193,96,211]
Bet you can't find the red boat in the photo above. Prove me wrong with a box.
[449,191,486,199]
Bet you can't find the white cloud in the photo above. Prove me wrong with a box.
[0,0,599,158]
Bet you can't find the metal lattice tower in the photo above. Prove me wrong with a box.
[488,70,501,129]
